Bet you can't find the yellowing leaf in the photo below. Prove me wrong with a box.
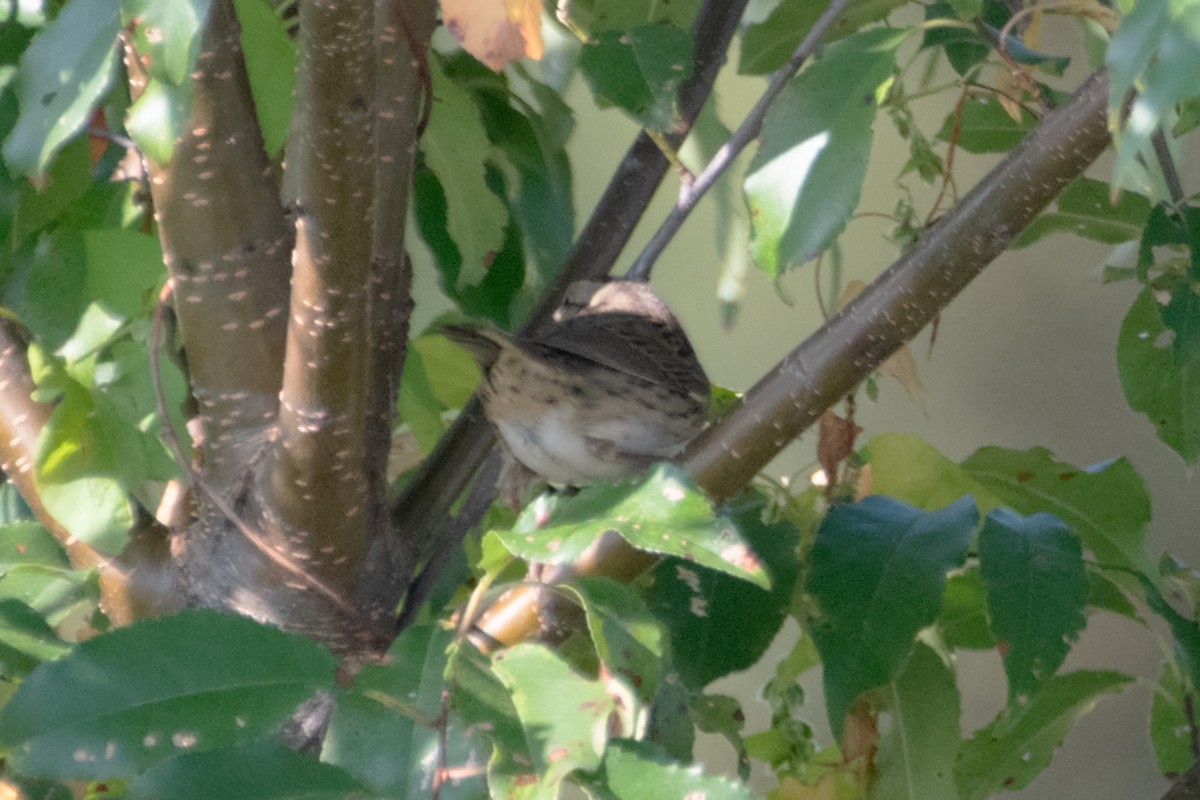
[878,340,926,409]
[442,0,543,71]
[994,70,1025,124]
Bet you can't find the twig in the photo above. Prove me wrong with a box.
[395,450,503,632]
[431,689,450,800]
[625,0,855,281]
[926,88,968,226]
[1151,127,1187,207]
[149,282,358,618]
[85,126,137,152]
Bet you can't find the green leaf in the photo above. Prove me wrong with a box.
[421,58,507,291]
[921,2,989,77]
[1014,177,1152,248]
[6,777,73,800]
[939,568,995,650]
[745,28,903,278]
[0,523,93,627]
[738,0,907,75]
[961,448,1157,580]
[870,643,959,800]
[979,509,1087,700]
[0,521,70,571]
[35,476,132,556]
[568,576,666,700]
[1107,0,1200,193]
[2,0,120,176]
[18,226,89,350]
[12,136,93,244]
[491,643,616,793]
[954,670,1132,799]
[689,694,748,779]
[464,61,574,309]
[863,433,1000,512]
[233,0,295,157]
[501,464,770,589]
[937,96,1036,154]
[447,642,536,796]
[416,333,481,410]
[807,495,977,737]
[0,609,336,780]
[1118,283,1200,465]
[129,740,366,800]
[601,739,754,799]
[120,0,212,85]
[0,598,68,678]
[579,23,693,131]
[83,228,164,318]
[1085,567,1139,619]
[562,0,700,36]
[34,377,135,554]
[324,624,486,800]
[99,339,188,478]
[397,336,455,454]
[643,492,798,689]
[645,673,694,762]
[125,76,194,166]
[1149,662,1195,778]
[397,332,482,453]
[1142,577,1200,697]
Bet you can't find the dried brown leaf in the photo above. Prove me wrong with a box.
[442,0,544,71]
[817,410,862,485]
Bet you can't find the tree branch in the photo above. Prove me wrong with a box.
[471,69,1115,651]
[265,0,435,624]
[139,0,292,487]
[0,319,180,625]
[356,1,435,610]
[271,0,383,595]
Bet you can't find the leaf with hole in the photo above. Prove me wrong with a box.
[500,464,770,589]
[954,670,1132,799]
[961,448,1156,581]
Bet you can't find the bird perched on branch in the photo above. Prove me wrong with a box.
[443,279,710,497]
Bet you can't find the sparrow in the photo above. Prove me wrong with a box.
[443,279,710,490]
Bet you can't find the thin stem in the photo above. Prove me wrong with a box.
[625,0,855,281]
[395,451,503,633]
[1152,127,1187,206]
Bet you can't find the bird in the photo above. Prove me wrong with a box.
[442,279,710,493]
